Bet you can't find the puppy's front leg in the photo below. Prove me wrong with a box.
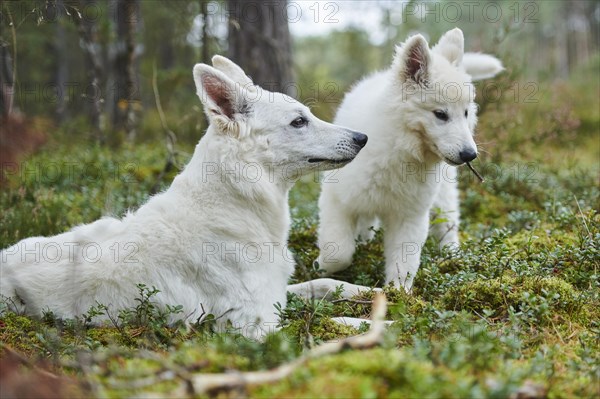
[383,214,429,291]
[317,193,358,275]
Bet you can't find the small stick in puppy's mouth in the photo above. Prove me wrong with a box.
[466,162,485,183]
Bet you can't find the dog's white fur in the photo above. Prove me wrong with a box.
[317,28,503,290]
[0,56,369,338]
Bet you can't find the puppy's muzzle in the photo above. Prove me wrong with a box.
[351,131,368,148]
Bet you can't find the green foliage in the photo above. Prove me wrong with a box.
[441,276,591,325]
[2,89,599,397]
[276,292,359,346]
[0,142,185,248]
[117,284,183,329]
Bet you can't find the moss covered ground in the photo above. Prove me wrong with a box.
[1,62,599,397]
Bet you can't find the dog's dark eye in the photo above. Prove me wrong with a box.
[464,110,468,118]
[290,117,308,128]
[433,110,449,121]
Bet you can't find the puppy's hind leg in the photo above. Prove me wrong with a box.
[430,168,460,251]
[317,193,358,275]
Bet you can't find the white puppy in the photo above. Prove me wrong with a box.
[317,28,503,290]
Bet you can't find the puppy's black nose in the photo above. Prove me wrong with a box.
[459,148,478,163]
[352,132,368,148]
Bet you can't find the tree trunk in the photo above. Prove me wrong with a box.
[53,0,69,124]
[0,0,15,118]
[73,0,105,142]
[113,0,141,141]
[0,43,14,118]
[227,0,293,95]
[555,8,569,79]
[588,2,600,52]
[568,0,590,70]
[201,0,210,63]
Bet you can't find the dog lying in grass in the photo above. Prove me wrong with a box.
[0,56,371,338]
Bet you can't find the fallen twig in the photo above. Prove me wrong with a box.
[330,298,373,305]
[144,293,387,397]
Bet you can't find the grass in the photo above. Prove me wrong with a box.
[1,65,599,397]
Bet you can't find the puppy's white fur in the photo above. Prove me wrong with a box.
[0,56,368,338]
[317,28,503,290]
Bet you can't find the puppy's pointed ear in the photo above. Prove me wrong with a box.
[432,28,464,65]
[395,34,430,85]
[193,63,248,136]
[211,55,255,89]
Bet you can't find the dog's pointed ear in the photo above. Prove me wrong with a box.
[432,28,464,65]
[211,55,255,90]
[395,34,431,85]
[193,63,248,136]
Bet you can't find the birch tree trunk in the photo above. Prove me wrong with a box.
[73,0,105,141]
[113,0,141,141]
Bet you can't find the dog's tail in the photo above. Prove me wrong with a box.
[462,53,504,81]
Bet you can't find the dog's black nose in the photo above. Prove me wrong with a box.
[459,148,478,163]
[352,132,368,148]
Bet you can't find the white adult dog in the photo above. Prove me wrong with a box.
[317,28,503,290]
[0,56,370,338]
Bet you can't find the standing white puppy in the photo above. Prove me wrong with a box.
[317,29,503,290]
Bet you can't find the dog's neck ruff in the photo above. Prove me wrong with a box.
[175,130,292,242]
